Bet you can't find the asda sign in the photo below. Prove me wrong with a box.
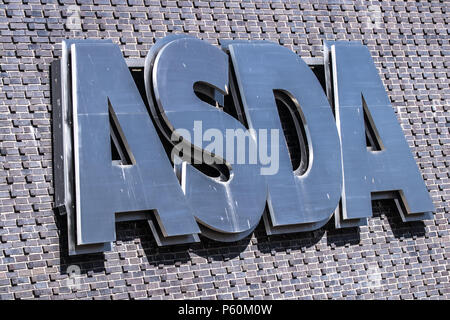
[51,35,434,255]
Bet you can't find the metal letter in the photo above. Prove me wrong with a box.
[326,41,434,227]
[226,41,342,234]
[146,36,266,241]
[71,41,199,248]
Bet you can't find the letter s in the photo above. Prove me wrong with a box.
[145,36,266,241]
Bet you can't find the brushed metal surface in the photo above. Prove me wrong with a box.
[148,36,266,241]
[71,42,199,246]
[327,41,434,227]
[61,39,113,255]
[51,37,434,255]
[227,41,342,233]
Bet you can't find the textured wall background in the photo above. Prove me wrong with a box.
[0,0,449,300]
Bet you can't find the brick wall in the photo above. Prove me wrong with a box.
[0,0,448,299]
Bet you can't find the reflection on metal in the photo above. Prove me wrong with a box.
[274,90,309,176]
[51,36,434,255]
[56,40,113,255]
[55,40,200,254]
[227,41,342,234]
[326,41,434,228]
[147,36,266,241]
